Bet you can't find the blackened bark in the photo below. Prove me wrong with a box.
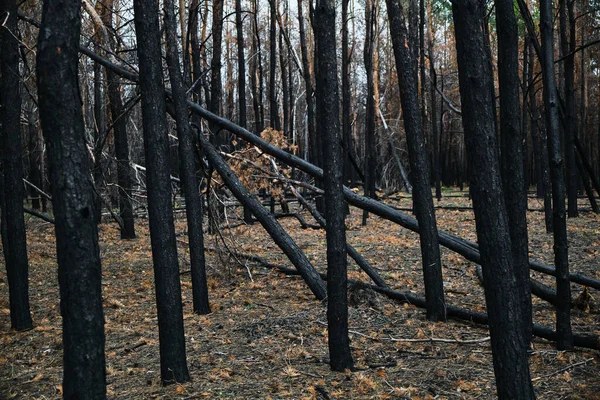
[280,24,290,138]
[236,0,252,224]
[385,0,446,322]
[0,0,33,332]
[164,0,211,315]
[528,38,553,233]
[269,0,281,130]
[99,0,136,240]
[249,0,263,133]
[195,130,327,300]
[298,0,316,165]
[209,0,224,139]
[133,0,190,382]
[341,0,351,184]
[314,0,354,370]
[362,0,377,225]
[451,0,534,397]
[496,0,532,343]
[540,0,573,350]
[559,0,578,218]
[36,0,105,395]
[428,27,441,201]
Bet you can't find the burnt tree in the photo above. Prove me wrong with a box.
[451,0,535,397]
[314,0,354,371]
[540,0,573,350]
[164,0,211,315]
[0,0,33,332]
[133,0,190,383]
[496,0,532,342]
[37,0,106,395]
[385,0,446,322]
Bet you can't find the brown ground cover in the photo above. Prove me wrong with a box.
[1,191,599,399]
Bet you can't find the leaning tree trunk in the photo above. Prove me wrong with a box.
[314,0,354,371]
[540,0,573,350]
[496,0,532,344]
[0,0,33,333]
[164,0,211,315]
[133,0,190,383]
[385,0,446,322]
[37,0,106,396]
[196,131,327,300]
[451,0,535,398]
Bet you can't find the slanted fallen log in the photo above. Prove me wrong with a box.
[195,127,327,300]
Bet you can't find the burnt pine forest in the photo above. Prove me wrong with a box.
[1,0,600,398]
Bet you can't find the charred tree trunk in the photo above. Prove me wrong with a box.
[529,38,553,233]
[37,0,105,395]
[298,0,316,166]
[496,0,532,344]
[451,0,535,397]
[540,0,573,350]
[314,0,354,370]
[99,0,136,240]
[26,103,43,211]
[269,0,281,130]
[559,0,578,218]
[209,0,224,141]
[385,0,446,322]
[362,0,377,225]
[0,0,33,332]
[133,0,190,383]
[164,0,211,315]
[341,0,352,184]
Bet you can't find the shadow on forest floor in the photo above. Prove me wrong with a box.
[1,190,599,399]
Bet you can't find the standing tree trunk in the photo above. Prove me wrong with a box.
[164,0,211,315]
[559,0,578,218]
[209,0,224,140]
[37,0,105,395]
[427,15,442,201]
[341,0,352,184]
[451,0,535,397]
[236,0,253,224]
[99,0,136,239]
[540,0,573,350]
[385,0,446,322]
[298,0,316,166]
[269,0,281,130]
[362,0,377,225]
[496,0,532,344]
[529,37,553,233]
[26,102,43,211]
[0,0,33,332]
[314,0,354,371]
[133,0,190,383]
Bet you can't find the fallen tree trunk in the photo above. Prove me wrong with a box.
[72,44,600,292]
[194,126,327,300]
[246,255,599,350]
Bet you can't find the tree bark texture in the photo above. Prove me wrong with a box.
[314,0,354,371]
[164,0,211,315]
[451,0,535,397]
[37,0,106,395]
[133,0,190,382]
[0,0,33,332]
[540,0,573,350]
[385,0,446,322]
[495,0,532,343]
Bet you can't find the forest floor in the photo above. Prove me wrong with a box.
[1,189,600,399]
